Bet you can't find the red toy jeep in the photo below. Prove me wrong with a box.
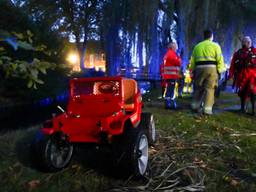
[33,77,156,176]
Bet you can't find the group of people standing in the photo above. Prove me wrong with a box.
[161,29,256,115]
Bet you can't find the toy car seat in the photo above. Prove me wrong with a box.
[123,79,137,111]
[93,82,102,95]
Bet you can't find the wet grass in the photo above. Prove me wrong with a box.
[143,88,256,192]
[0,87,256,191]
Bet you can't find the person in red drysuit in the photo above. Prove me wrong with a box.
[160,62,167,98]
[229,36,256,115]
[161,42,181,109]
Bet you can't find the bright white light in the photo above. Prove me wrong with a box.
[157,10,165,27]
[131,32,139,67]
[170,20,177,42]
[143,42,146,66]
[67,53,79,64]
[118,29,124,39]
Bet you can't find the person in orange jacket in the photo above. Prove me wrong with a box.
[161,42,181,109]
[229,36,256,115]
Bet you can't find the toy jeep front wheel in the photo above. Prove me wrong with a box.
[34,133,73,171]
[123,128,149,177]
[133,130,149,176]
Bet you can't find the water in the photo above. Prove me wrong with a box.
[0,99,67,132]
[138,81,152,95]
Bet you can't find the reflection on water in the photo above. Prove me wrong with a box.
[138,81,151,95]
[38,91,69,107]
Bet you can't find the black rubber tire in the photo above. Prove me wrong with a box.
[33,133,73,171]
[121,128,149,177]
[140,112,156,145]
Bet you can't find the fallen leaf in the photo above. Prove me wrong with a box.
[234,145,242,153]
[27,180,40,191]
[230,179,240,187]
[71,164,80,169]
[176,142,184,148]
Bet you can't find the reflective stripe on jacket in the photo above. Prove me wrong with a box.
[161,49,181,79]
[163,66,180,76]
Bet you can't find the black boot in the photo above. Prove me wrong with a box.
[240,97,245,113]
[250,93,255,115]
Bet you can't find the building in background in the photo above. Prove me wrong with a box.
[66,40,106,72]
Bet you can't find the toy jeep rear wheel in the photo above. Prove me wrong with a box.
[141,112,156,145]
[123,128,149,177]
[34,133,73,171]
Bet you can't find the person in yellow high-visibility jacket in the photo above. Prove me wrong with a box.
[190,29,226,115]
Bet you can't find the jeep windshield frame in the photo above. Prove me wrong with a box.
[70,77,122,99]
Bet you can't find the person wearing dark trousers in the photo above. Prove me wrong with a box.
[177,67,185,98]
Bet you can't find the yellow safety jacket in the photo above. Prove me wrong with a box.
[190,39,226,73]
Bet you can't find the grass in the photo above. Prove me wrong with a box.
[0,86,256,191]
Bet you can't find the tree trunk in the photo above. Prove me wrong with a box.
[79,45,86,71]
[148,10,160,78]
[175,0,256,66]
[105,25,120,76]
